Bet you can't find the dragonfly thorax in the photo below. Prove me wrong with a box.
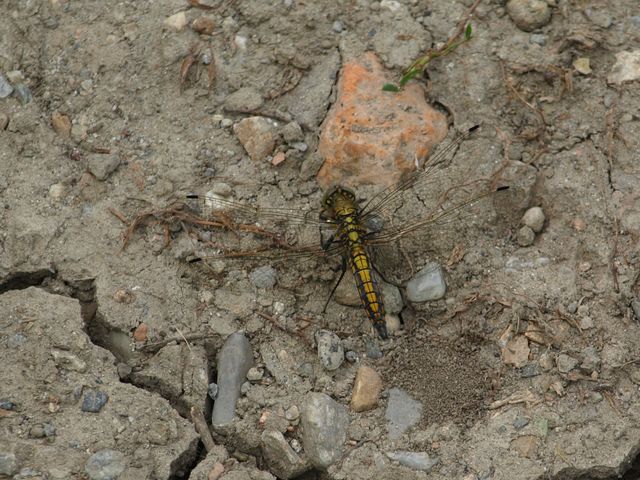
[321,185,361,220]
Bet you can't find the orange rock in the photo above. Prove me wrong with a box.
[350,365,383,412]
[317,52,447,188]
[133,322,148,342]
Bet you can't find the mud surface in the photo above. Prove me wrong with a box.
[1,1,640,479]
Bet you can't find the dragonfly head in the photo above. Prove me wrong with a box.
[321,185,359,219]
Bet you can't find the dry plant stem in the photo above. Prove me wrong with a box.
[605,102,620,293]
[191,406,217,452]
[137,332,217,353]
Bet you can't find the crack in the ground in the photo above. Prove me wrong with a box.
[0,267,56,294]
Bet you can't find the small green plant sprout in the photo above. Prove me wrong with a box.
[382,23,474,92]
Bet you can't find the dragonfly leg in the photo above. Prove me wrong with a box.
[323,255,347,313]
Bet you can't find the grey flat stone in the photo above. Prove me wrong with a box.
[212,332,254,427]
[301,392,348,468]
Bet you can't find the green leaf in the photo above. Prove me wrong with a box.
[465,24,473,40]
[399,68,420,86]
[382,83,400,92]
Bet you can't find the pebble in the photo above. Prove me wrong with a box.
[51,349,87,372]
[192,16,215,35]
[0,400,17,410]
[539,352,554,371]
[224,87,264,112]
[363,336,383,359]
[386,451,439,472]
[87,154,121,181]
[522,206,545,232]
[385,388,422,440]
[81,391,109,413]
[332,20,343,33]
[580,346,601,371]
[511,435,538,458]
[208,382,219,399]
[300,392,349,469]
[607,50,640,85]
[220,118,233,128]
[384,314,401,334]
[513,416,530,429]
[506,0,552,32]
[49,183,66,202]
[406,263,446,302]
[520,363,540,378]
[556,353,579,373]
[261,429,310,479]
[285,405,300,422]
[579,316,594,329]
[350,365,383,412]
[529,33,546,45]
[315,329,344,371]
[573,57,592,75]
[0,451,18,476]
[7,333,27,348]
[0,112,8,130]
[51,111,71,137]
[345,350,358,362]
[249,265,278,289]
[164,11,188,31]
[116,363,131,380]
[516,225,535,247]
[14,84,32,103]
[84,449,126,480]
[132,323,148,342]
[211,332,254,427]
[233,116,278,161]
[281,122,304,143]
[382,282,403,314]
[246,367,264,382]
[0,74,13,98]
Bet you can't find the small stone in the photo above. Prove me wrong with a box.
[579,316,594,329]
[220,118,233,128]
[281,122,304,143]
[386,388,422,440]
[261,429,310,479]
[51,349,87,372]
[315,329,344,371]
[51,111,72,137]
[384,314,401,334]
[513,416,529,429]
[291,142,308,152]
[49,183,66,202]
[529,33,546,45]
[211,332,254,427]
[285,405,300,422]
[164,11,188,31]
[0,451,18,476]
[116,363,132,380]
[133,323,148,342]
[87,154,120,181]
[363,336,383,359]
[249,265,278,289]
[539,352,554,371]
[506,0,552,32]
[406,263,446,302]
[580,346,600,371]
[332,20,343,33]
[522,206,545,232]
[350,365,383,412]
[234,116,278,161]
[0,400,17,410]
[301,392,349,469]
[516,226,535,247]
[386,451,439,472]
[345,350,358,362]
[0,74,13,98]
[14,84,32,104]
[84,449,126,480]
[224,87,264,112]
[192,16,215,35]
[573,57,592,75]
[208,383,219,400]
[608,50,640,85]
[556,353,579,373]
[81,390,109,412]
[520,363,540,378]
[511,435,538,458]
[246,367,263,382]
[566,302,578,314]
[272,151,286,166]
[29,424,47,438]
[0,112,8,130]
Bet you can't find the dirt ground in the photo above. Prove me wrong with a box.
[1,0,640,479]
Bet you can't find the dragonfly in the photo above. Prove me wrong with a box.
[182,125,508,340]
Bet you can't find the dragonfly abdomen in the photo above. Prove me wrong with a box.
[345,224,388,339]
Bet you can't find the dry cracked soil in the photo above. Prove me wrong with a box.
[1,1,640,480]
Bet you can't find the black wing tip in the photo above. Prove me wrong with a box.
[188,257,203,264]
[496,185,510,192]
[468,124,480,133]
[186,194,199,199]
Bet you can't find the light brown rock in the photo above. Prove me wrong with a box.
[51,111,71,137]
[350,365,383,412]
[234,116,278,161]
